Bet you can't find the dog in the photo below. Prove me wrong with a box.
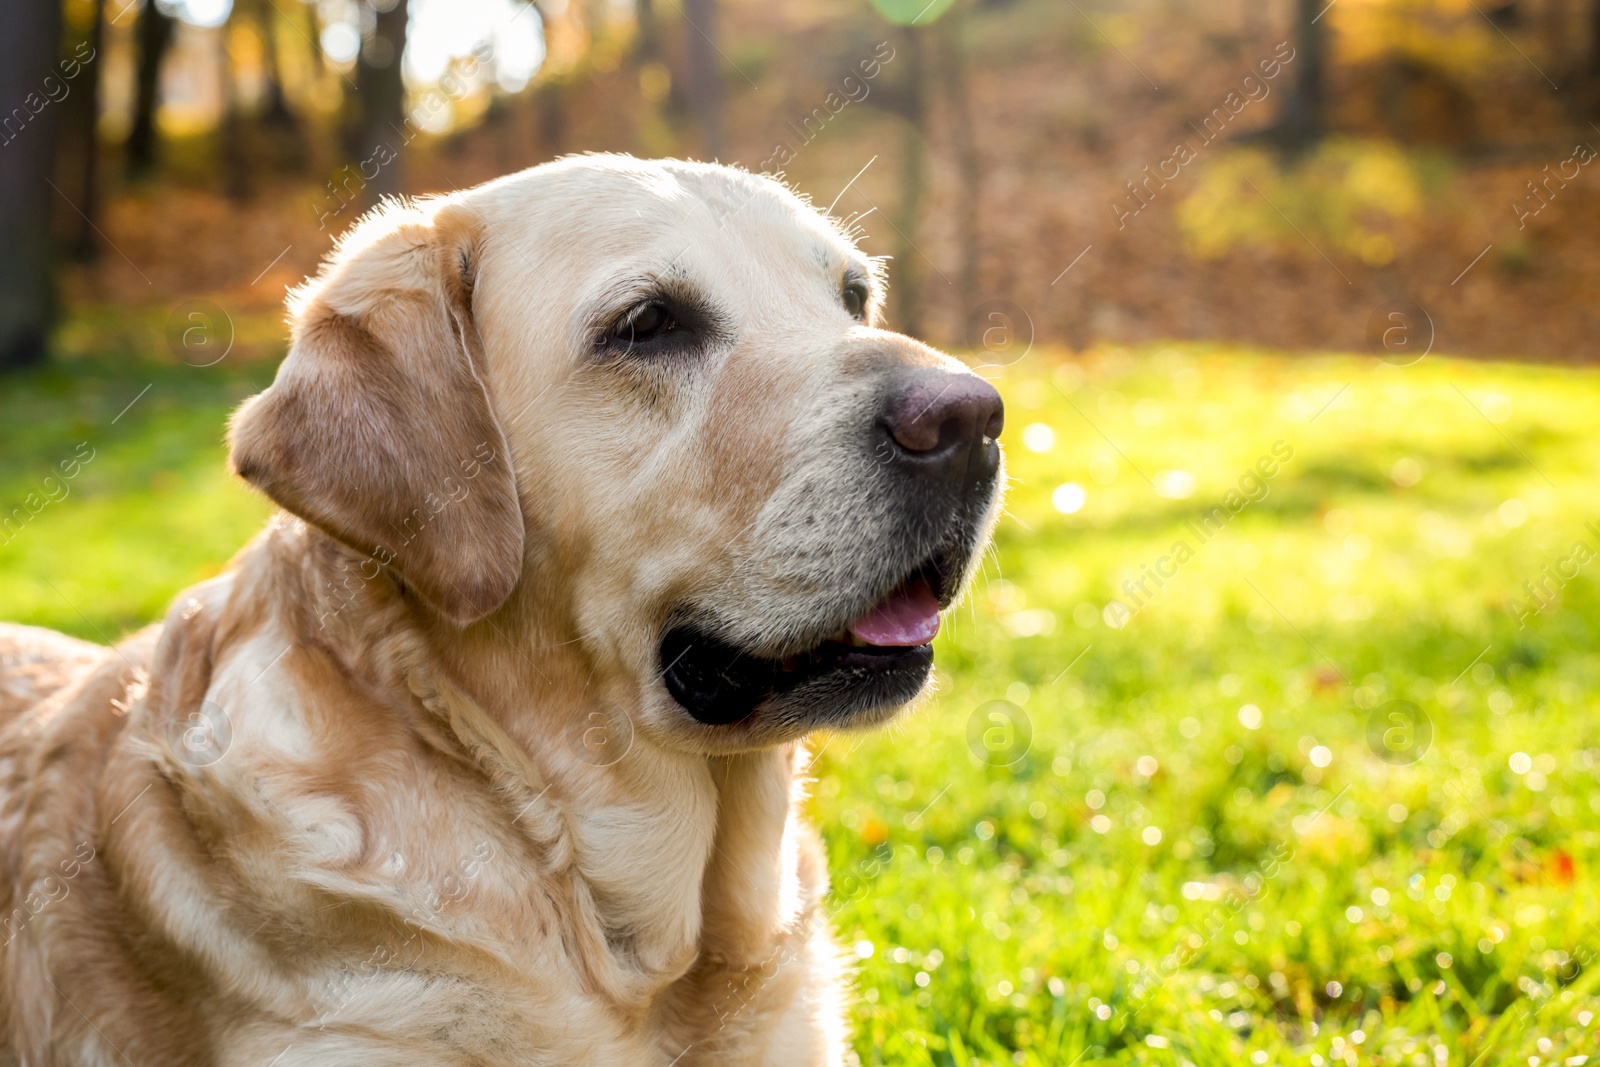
[0,155,1004,1066]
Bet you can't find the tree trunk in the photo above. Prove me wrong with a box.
[1588,0,1600,115]
[680,0,725,159]
[0,0,65,369]
[942,6,981,314]
[257,0,291,125]
[127,0,176,178]
[1280,0,1326,150]
[62,0,107,262]
[634,0,660,61]
[537,79,567,160]
[255,0,307,169]
[893,27,928,337]
[349,0,410,202]
[220,19,251,201]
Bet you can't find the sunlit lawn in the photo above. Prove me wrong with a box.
[0,315,277,636]
[825,348,1600,1066]
[2,329,1598,1066]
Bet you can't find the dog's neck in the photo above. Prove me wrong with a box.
[273,518,812,1008]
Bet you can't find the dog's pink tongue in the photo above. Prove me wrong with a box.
[847,578,941,646]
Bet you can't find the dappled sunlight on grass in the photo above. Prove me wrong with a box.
[815,346,1600,1065]
[0,345,276,637]
[2,339,1596,1064]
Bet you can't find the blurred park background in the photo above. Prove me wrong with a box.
[4,0,1600,362]
[4,0,1600,1064]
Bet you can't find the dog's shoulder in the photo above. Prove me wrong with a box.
[0,623,105,726]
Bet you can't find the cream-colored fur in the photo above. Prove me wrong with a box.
[0,156,1003,1065]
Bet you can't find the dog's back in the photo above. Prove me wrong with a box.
[0,624,104,724]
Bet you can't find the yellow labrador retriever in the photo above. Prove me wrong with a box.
[0,156,1003,1066]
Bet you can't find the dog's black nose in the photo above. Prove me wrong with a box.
[881,372,1003,485]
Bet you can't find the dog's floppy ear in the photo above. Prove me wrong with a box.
[229,200,524,626]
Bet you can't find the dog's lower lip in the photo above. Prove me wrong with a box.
[660,625,933,726]
[776,640,930,680]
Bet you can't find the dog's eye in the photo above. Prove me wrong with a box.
[613,302,677,346]
[842,282,868,320]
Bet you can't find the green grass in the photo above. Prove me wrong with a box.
[0,317,278,636]
[820,348,1600,1066]
[3,336,1598,1066]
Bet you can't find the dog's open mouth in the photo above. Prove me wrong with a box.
[660,560,949,727]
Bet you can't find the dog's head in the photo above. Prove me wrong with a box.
[231,156,1003,753]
